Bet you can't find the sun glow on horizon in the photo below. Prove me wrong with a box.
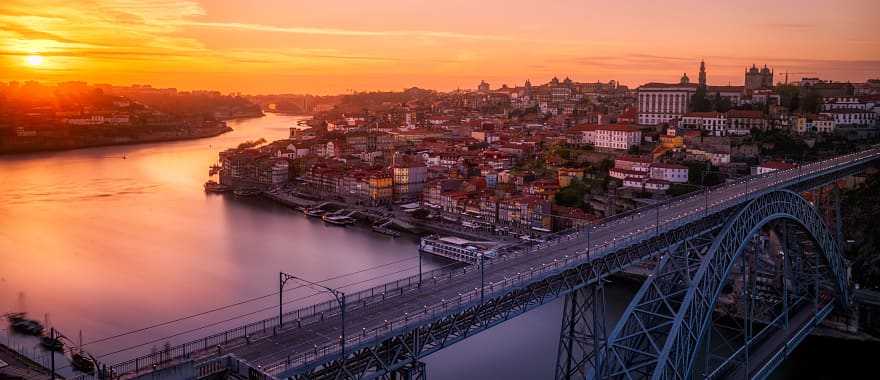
[0,0,878,94]
[24,55,44,67]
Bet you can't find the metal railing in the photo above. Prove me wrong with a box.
[263,148,880,374]
[108,148,880,378]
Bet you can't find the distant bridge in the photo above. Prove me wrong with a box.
[98,148,879,380]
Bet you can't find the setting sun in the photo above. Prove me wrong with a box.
[24,54,44,66]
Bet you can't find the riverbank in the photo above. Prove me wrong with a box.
[0,123,233,155]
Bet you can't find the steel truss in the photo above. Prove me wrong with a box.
[555,283,607,380]
[281,156,878,380]
[286,213,731,380]
[596,190,850,380]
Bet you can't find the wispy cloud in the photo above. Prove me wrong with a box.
[758,23,816,31]
[179,21,515,41]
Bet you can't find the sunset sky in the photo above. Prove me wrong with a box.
[1,0,878,95]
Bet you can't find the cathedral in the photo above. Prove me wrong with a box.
[745,64,774,92]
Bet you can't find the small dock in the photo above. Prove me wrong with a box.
[262,190,317,209]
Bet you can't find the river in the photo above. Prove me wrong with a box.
[0,113,869,379]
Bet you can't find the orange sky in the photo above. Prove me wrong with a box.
[1,0,878,95]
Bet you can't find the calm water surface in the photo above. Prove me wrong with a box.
[0,113,864,379]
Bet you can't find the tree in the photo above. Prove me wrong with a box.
[690,87,712,112]
[627,145,640,155]
[554,178,590,209]
[667,184,696,197]
[776,84,800,111]
[799,92,822,114]
[711,93,732,113]
[683,160,723,186]
[841,174,880,289]
[789,93,800,113]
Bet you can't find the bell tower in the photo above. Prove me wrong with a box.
[698,60,707,89]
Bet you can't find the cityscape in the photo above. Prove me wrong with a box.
[1,1,879,380]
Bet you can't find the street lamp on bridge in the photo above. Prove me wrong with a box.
[478,252,486,303]
[279,272,348,356]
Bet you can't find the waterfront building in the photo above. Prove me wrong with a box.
[368,171,393,203]
[392,155,428,202]
[497,195,551,233]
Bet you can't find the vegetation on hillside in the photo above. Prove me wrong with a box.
[842,172,880,289]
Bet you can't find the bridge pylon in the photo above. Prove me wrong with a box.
[555,283,607,380]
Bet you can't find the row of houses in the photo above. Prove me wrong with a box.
[609,155,689,191]
[421,179,552,233]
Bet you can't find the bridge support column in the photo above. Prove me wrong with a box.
[555,283,605,380]
[387,361,426,380]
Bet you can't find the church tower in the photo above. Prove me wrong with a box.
[680,73,690,85]
[698,60,707,89]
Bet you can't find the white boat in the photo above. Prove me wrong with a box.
[323,215,356,226]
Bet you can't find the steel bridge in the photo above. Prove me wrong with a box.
[106,148,879,380]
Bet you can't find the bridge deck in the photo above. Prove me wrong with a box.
[721,300,834,380]
[117,149,879,378]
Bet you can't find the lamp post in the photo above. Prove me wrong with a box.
[479,253,485,304]
[280,273,347,356]
[586,226,591,258]
[655,205,660,236]
[50,328,56,380]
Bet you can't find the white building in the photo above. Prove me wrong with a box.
[594,124,642,150]
[820,109,877,127]
[821,97,875,112]
[649,163,689,183]
[726,110,767,135]
[793,114,836,134]
[637,82,698,125]
[680,112,727,136]
[615,159,688,190]
[644,179,671,192]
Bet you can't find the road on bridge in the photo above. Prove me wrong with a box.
[122,148,880,378]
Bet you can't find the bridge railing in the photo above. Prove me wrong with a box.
[265,182,744,374]
[263,148,880,374]
[109,149,880,378]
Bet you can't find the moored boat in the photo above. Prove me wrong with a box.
[7,313,44,336]
[40,335,64,352]
[371,225,401,237]
[304,208,326,217]
[72,353,96,374]
[204,180,231,193]
[323,215,356,226]
[233,188,261,197]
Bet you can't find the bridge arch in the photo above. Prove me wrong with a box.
[599,189,850,380]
